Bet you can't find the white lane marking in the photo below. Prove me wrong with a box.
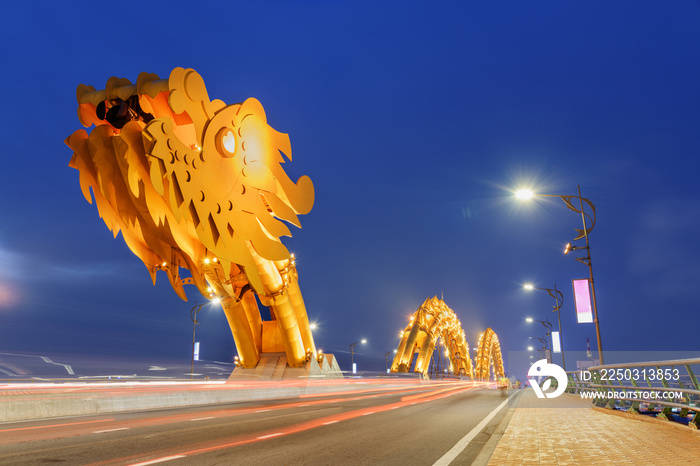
[362,412,374,415]
[129,455,186,465]
[298,404,310,407]
[93,428,129,434]
[322,420,339,425]
[189,417,215,421]
[255,409,271,413]
[432,392,518,466]
[390,406,400,409]
[257,432,284,439]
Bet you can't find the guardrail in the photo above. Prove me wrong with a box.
[0,372,428,385]
[0,377,222,385]
[565,358,700,429]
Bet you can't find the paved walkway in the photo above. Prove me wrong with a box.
[487,389,700,465]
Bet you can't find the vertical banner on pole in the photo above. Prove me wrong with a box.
[572,279,594,323]
[552,331,561,353]
[194,342,200,361]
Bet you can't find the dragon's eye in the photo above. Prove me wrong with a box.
[217,128,237,157]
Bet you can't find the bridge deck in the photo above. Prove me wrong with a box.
[488,389,700,465]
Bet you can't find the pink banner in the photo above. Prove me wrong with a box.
[572,279,594,323]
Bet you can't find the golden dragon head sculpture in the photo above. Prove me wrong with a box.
[65,67,313,300]
[66,68,317,368]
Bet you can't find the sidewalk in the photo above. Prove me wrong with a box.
[487,389,700,465]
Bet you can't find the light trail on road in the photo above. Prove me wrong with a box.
[86,383,484,465]
[1,381,481,445]
[0,379,505,465]
[0,419,114,433]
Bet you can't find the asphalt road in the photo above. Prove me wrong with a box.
[0,382,517,465]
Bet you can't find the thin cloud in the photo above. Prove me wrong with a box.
[0,237,139,314]
[0,283,20,308]
[42,263,132,281]
[0,244,25,281]
[0,243,24,308]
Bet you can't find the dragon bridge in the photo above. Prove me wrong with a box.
[474,327,505,381]
[65,68,318,371]
[390,297,504,381]
[391,297,474,378]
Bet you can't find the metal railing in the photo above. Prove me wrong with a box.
[565,358,700,428]
[0,376,222,385]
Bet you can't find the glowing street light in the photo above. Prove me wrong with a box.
[515,188,535,200]
[526,316,553,337]
[526,315,553,356]
[515,185,604,364]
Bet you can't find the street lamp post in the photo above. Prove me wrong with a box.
[516,185,604,364]
[189,298,221,380]
[384,352,392,373]
[530,337,549,358]
[525,284,566,371]
[530,336,549,349]
[526,316,553,341]
[190,302,205,380]
[349,339,367,373]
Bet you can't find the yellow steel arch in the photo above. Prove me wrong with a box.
[474,327,505,381]
[390,297,474,378]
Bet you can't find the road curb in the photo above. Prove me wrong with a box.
[471,389,524,466]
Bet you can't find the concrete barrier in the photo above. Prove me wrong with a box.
[1,376,425,423]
